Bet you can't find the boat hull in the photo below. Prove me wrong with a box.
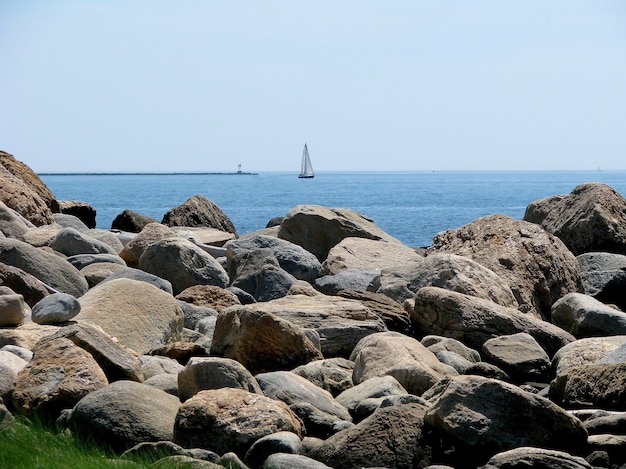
[298,174,314,179]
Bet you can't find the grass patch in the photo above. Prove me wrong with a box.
[0,418,148,469]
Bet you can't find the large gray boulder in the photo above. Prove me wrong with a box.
[118,222,179,267]
[0,200,32,238]
[412,286,575,357]
[49,227,118,256]
[524,182,626,256]
[173,387,303,457]
[551,336,626,376]
[78,278,184,354]
[66,253,126,270]
[138,237,229,295]
[424,375,588,467]
[31,292,81,325]
[292,358,354,397]
[336,289,412,334]
[351,331,456,396]
[256,371,352,438]
[0,238,89,298]
[374,252,518,307]
[577,251,626,311]
[551,292,626,338]
[162,195,237,234]
[70,380,181,452]
[480,447,593,469]
[100,266,174,294]
[226,234,323,282]
[278,204,402,262]
[427,214,583,319]
[335,375,407,419]
[0,262,50,307]
[481,332,550,384]
[313,270,379,295]
[111,209,158,233]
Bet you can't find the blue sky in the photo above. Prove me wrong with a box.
[1,1,625,173]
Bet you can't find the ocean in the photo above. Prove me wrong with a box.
[39,171,626,248]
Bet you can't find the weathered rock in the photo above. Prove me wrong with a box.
[172,226,236,249]
[210,306,322,375]
[162,195,237,234]
[0,155,55,226]
[256,371,352,438]
[66,253,126,270]
[100,266,174,294]
[0,323,58,350]
[551,336,626,376]
[220,295,387,358]
[463,361,511,382]
[18,223,64,247]
[337,289,412,334]
[577,252,626,311]
[227,234,323,283]
[263,453,331,469]
[0,398,15,430]
[424,375,588,466]
[178,301,218,330]
[138,237,229,295]
[584,411,626,435]
[57,200,96,228]
[313,270,379,295]
[49,226,118,257]
[245,431,303,469]
[178,356,262,402]
[433,350,474,375]
[31,292,81,325]
[111,209,158,233]
[481,332,550,384]
[0,262,50,307]
[586,434,626,465]
[0,350,28,402]
[150,455,222,468]
[551,292,626,338]
[308,400,434,469]
[524,182,626,256]
[0,200,32,238]
[480,447,593,469]
[0,238,89,297]
[351,331,456,396]
[12,337,109,423]
[550,361,626,410]
[150,340,209,366]
[292,358,354,397]
[335,375,407,419]
[80,261,127,287]
[0,293,25,326]
[139,354,184,379]
[70,380,181,452]
[121,441,220,465]
[0,344,32,362]
[118,222,178,267]
[40,322,143,382]
[78,278,184,354]
[422,335,482,363]
[278,204,403,262]
[173,388,303,457]
[143,373,179,396]
[427,214,584,319]
[86,228,124,253]
[176,284,241,311]
[322,236,423,275]
[412,286,575,357]
[53,213,89,232]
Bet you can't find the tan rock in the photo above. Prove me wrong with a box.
[118,222,178,267]
[175,285,241,311]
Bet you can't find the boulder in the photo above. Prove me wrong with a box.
[12,337,109,423]
[162,195,237,234]
[172,226,236,248]
[49,227,118,256]
[0,262,50,307]
[118,222,179,267]
[138,237,229,295]
[0,238,89,298]
[100,266,174,294]
[550,361,626,410]
[577,251,626,311]
[291,358,354,397]
[277,204,403,262]
[111,209,158,233]
[424,375,588,466]
[351,331,456,396]
[0,293,25,326]
[245,431,303,469]
[178,356,262,402]
[18,223,63,247]
[210,306,322,375]
[308,400,434,469]
[176,284,241,311]
[80,262,127,287]
[263,453,331,469]
[481,332,550,384]
[226,234,323,282]
[0,350,28,402]
[139,354,184,379]
[53,213,89,232]
[31,292,81,325]
[70,380,181,452]
[427,214,583,319]
[551,292,626,338]
[173,388,304,457]
[41,322,144,382]
[412,286,575,357]
[373,252,518,307]
[335,375,407,419]
[0,322,58,350]
[178,301,218,330]
[78,278,184,354]
[551,336,626,376]
[322,236,423,275]
[0,155,55,226]
[57,200,96,228]
[336,289,412,334]
[480,447,593,469]
[85,228,124,253]
[220,295,387,358]
[66,253,126,270]
[0,200,32,238]
[421,335,482,363]
[255,371,352,438]
[313,270,379,295]
[523,182,626,256]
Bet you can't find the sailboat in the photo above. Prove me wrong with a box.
[298,143,315,178]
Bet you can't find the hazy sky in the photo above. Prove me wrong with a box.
[1,1,625,173]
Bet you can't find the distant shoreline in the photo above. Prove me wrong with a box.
[38,171,259,176]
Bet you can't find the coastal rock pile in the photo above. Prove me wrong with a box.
[2,153,626,468]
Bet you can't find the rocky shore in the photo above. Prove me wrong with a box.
[2,149,626,468]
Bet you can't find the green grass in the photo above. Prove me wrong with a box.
[0,418,148,469]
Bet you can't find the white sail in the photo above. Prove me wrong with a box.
[299,143,315,178]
